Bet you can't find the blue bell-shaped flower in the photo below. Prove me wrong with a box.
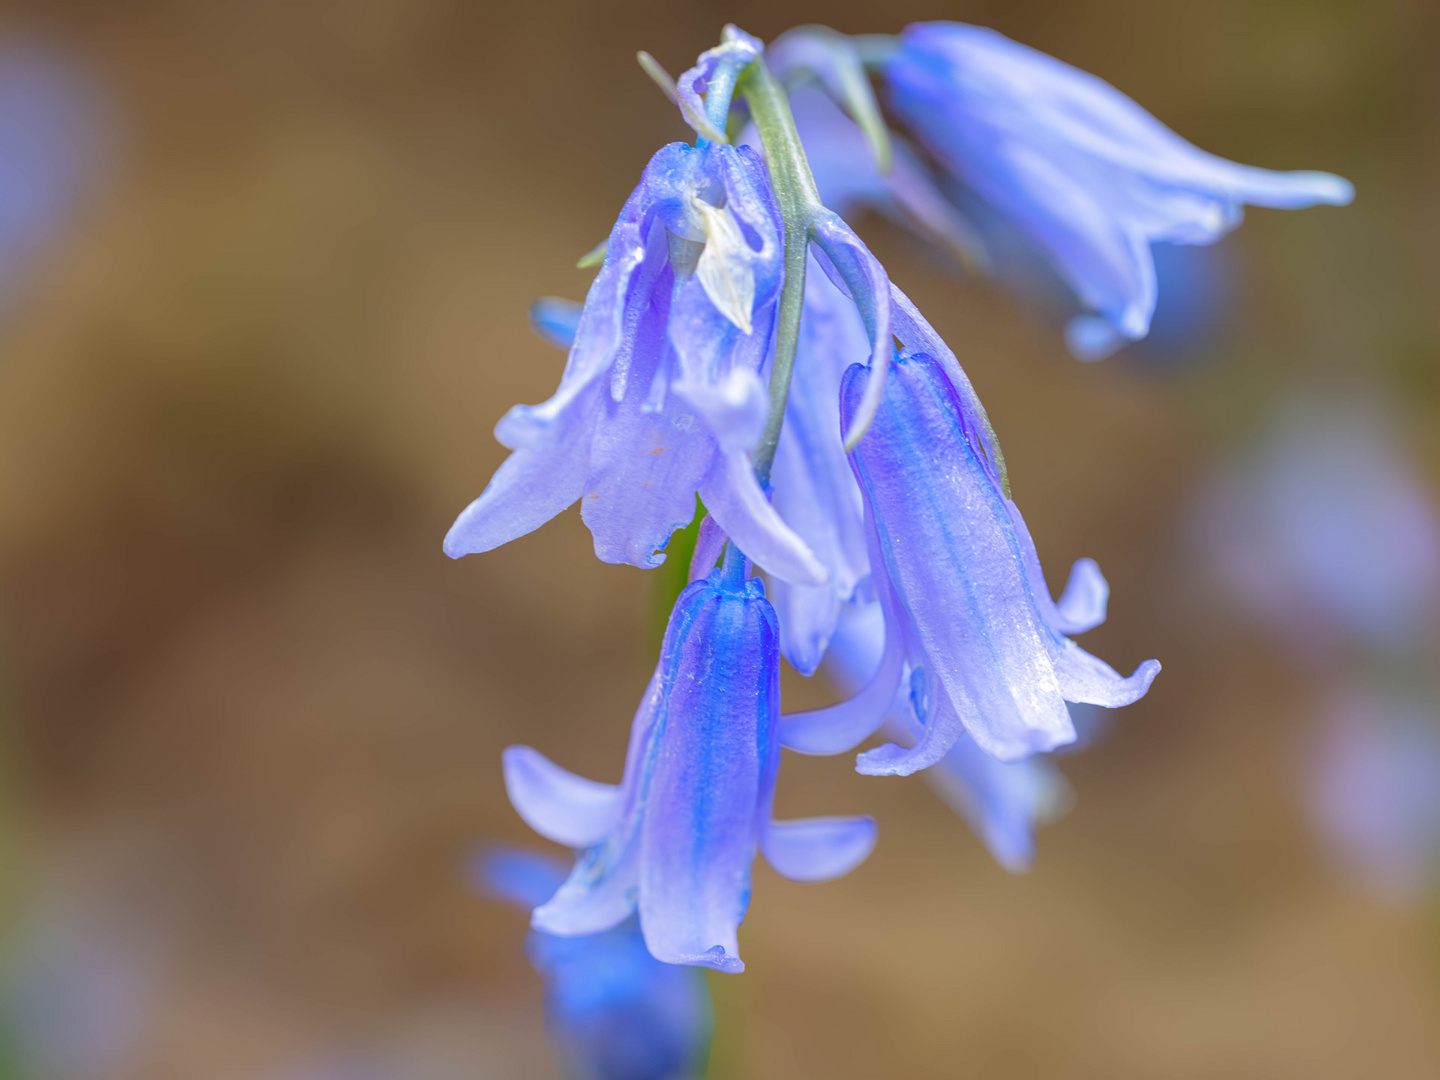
[444,131,827,585]
[502,564,876,972]
[479,848,714,1080]
[881,21,1354,359]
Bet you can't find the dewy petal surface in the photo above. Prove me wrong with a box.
[844,350,1158,765]
[885,21,1353,349]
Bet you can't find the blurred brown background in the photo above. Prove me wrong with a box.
[0,1,1436,1077]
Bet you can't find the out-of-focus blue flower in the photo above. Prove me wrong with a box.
[882,22,1353,359]
[479,848,714,1080]
[824,601,1072,871]
[0,41,104,321]
[502,567,876,972]
[444,137,828,587]
[529,297,584,351]
[1202,394,1440,657]
[1128,240,1234,366]
[1307,686,1440,902]
[785,341,1159,770]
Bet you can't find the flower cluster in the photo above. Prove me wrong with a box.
[450,24,1350,1032]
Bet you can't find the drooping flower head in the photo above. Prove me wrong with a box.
[502,564,876,972]
[879,21,1353,359]
[479,847,714,1080]
[444,63,827,584]
[779,306,1159,771]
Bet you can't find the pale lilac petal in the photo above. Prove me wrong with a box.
[886,22,1353,347]
[501,746,623,849]
[1053,558,1109,633]
[1047,641,1160,708]
[762,816,878,882]
[768,257,871,671]
[808,210,893,449]
[688,514,727,583]
[845,352,1079,762]
[700,450,828,587]
[443,432,592,559]
[1005,495,1110,634]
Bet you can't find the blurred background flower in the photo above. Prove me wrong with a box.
[0,2,1436,1079]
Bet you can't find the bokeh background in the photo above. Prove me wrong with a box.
[0,1,1437,1077]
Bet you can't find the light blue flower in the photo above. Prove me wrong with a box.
[785,332,1159,771]
[502,567,876,972]
[824,601,1071,872]
[479,847,714,1080]
[1202,394,1440,656]
[882,22,1353,359]
[0,41,104,324]
[444,137,827,586]
[1307,686,1440,902]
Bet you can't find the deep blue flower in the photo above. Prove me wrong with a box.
[502,567,876,972]
[824,600,1071,871]
[785,336,1159,771]
[479,847,714,1080]
[444,136,827,586]
[882,22,1354,359]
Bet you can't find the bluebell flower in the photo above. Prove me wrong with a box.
[502,567,876,972]
[785,327,1159,771]
[824,600,1071,871]
[881,22,1354,359]
[444,135,828,586]
[479,848,714,1080]
[1201,394,1440,657]
[1307,686,1440,902]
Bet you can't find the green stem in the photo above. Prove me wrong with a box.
[737,55,826,487]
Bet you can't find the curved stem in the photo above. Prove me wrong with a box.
[737,55,826,486]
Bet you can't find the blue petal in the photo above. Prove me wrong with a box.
[845,351,1106,764]
[638,575,780,973]
[528,297,582,350]
[808,210,894,449]
[768,257,872,672]
[1004,497,1111,635]
[775,86,987,269]
[886,21,1353,346]
[921,732,1071,873]
[700,448,828,587]
[475,846,569,909]
[762,816,878,882]
[502,745,623,849]
[675,34,760,142]
[532,668,669,936]
[781,507,904,755]
[443,436,592,558]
